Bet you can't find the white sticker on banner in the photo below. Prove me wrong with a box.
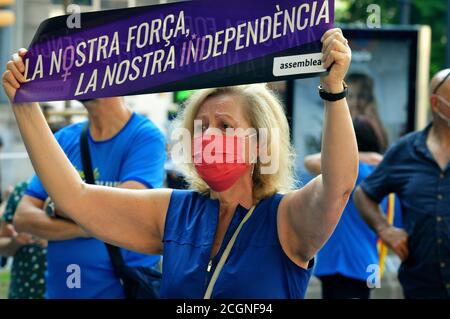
[273,53,325,77]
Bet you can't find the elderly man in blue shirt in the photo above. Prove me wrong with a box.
[354,69,450,299]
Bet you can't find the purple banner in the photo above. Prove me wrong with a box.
[15,0,334,103]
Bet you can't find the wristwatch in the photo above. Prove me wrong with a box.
[318,81,348,102]
[44,198,56,217]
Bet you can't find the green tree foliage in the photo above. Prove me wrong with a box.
[336,0,448,75]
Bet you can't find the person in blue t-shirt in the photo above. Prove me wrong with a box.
[305,116,402,299]
[13,97,166,298]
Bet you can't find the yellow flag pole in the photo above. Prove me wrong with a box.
[378,193,395,280]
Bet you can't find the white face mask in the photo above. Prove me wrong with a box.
[436,96,450,127]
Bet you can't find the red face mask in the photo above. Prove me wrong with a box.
[193,134,251,192]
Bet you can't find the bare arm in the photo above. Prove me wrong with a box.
[0,222,35,256]
[0,237,18,257]
[358,152,383,166]
[353,187,389,233]
[14,195,89,241]
[353,186,408,261]
[279,28,358,265]
[303,153,322,176]
[14,181,148,241]
[305,152,383,177]
[3,49,171,254]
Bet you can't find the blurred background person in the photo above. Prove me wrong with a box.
[0,180,47,299]
[0,137,15,270]
[0,136,3,204]
[305,116,401,299]
[0,135,5,270]
[346,73,389,152]
[354,69,450,299]
[0,123,65,299]
[13,97,166,299]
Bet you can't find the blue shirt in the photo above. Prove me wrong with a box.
[25,112,166,299]
[314,162,402,282]
[160,190,313,299]
[360,124,450,298]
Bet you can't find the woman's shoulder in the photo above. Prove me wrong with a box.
[168,189,211,207]
[252,192,285,221]
[259,192,284,207]
[163,189,217,243]
[166,189,215,221]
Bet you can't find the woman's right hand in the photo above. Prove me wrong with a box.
[2,48,28,103]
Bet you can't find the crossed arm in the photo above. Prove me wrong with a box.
[14,195,90,241]
[13,181,152,242]
[0,188,39,256]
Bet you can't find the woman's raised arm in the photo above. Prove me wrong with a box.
[278,28,358,265]
[2,49,171,254]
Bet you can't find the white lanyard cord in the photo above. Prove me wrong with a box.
[203,204,257,299]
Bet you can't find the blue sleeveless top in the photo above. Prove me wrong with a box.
[160,190,313,299]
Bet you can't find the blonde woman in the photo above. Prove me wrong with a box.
[2,28,357,298]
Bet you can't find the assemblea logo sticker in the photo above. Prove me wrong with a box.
[272,52,325,77]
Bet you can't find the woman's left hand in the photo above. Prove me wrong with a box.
[320,28,352,93]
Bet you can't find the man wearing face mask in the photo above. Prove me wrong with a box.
[354,69,450,299]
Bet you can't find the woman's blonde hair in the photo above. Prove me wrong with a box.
[173,83,297,201]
